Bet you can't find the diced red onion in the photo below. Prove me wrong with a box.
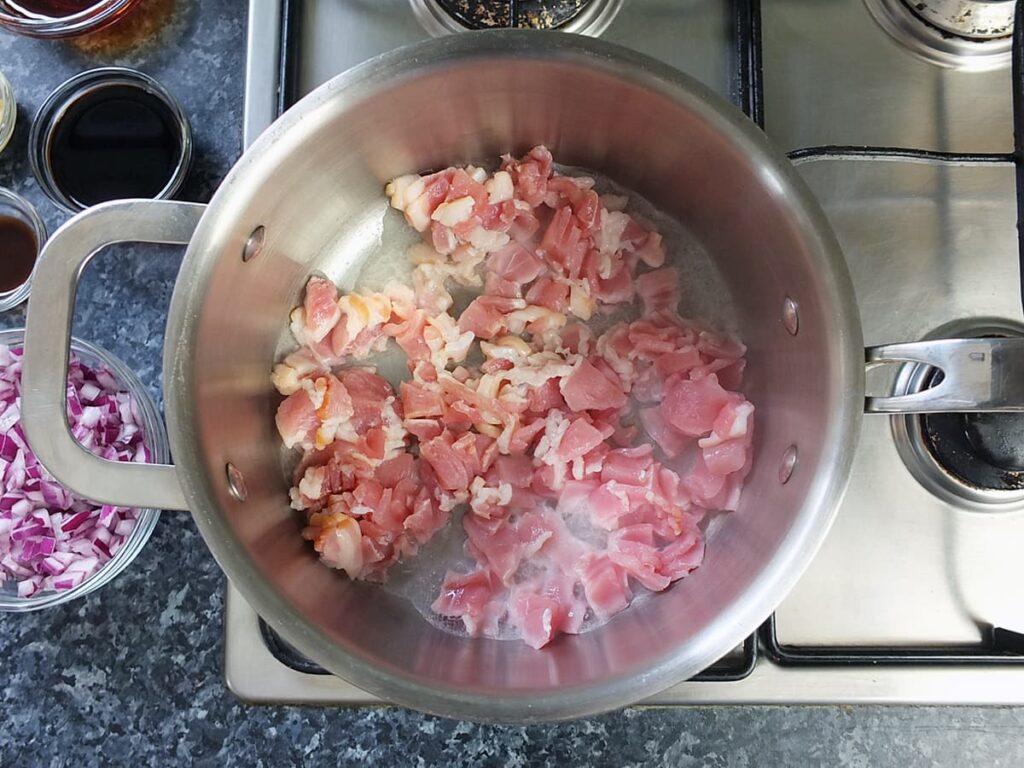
[0,343,151,597]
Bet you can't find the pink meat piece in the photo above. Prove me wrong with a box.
[608,525,671,592]
[486,455,533,489]
[658,529,705,581]
[527,379,565,413]
[404,418,442,442]
[594,261,634,306]
[276,391,317,450]
[400,380,444,419]
[540,206,587,278]
[639,406,690,459]
[601,445,655,486]
[524,276,570,313]
[588,482,629,531]
[508,418,547,455]
[486,243,545,291]
[376,453,416,487]
[385,309,431,363]
[682,453,727,508]
[457,295,522,340]
[662,373,734,438]
[302,276,341,343]
[509,589,563,649]
[538,572,588,635]
[464,511,554,585]
[636,267,682,316]
[337,370,396,432]
[420,435,473,492]
[654,347,702,377]
[432,569,505,636]
[556,418,606,462]
[502,145,554,207]
[578,553,632,619]
[703,439,749,476]
[404,487,448,544]
[560,359,627,412]
[634,231,666,268]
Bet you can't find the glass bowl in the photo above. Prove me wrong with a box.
[0,188,47,312]
[0,328,169,612]
[29,67,193,213]
[0,0,141,38]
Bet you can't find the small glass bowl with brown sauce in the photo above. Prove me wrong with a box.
[0,0,140,39]
[30,67,192,213]
[0,188,46,312]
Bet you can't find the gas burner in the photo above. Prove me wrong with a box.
[891,320,1024,512]
[862,0,1013,71]
[412,0,622,36]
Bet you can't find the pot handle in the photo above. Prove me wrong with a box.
[865,337,1024,414]
[21,200,206,512]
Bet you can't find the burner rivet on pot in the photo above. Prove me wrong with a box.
[779,445,798,484]
[242,226,265,263]
[782,297,799,336]
[226,462,248,502]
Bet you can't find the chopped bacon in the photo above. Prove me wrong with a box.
[276,145,754,648]
[661,373,734,438]
[432,569,505,636]
[636,266,681,315]
[578,554,631,619]
[560,358,627,411]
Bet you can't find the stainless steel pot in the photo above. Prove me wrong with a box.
[18,31,1024,722]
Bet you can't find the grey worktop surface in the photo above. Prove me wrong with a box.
[1,1,1024,765]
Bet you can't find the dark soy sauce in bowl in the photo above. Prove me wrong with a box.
[48,83,182,207]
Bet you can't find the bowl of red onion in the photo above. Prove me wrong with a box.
[0,328,168,611]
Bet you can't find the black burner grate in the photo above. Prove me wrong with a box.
[436,0,592,30]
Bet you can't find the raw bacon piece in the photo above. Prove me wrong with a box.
[560,358,627,411]
[636,267,681,315]
[338,370,396,432]
[639,406,690,459]
[432,569,505,636]
[578,554,631,619]
[420,435,473,493]
[302,276,342,343]
[601,445,655,486]
[464,511,554,585]
[608,525,671,592]
[556,418,605,462]
[658,529,705,581]
[275,388,319,450]
[509,589,563,649]
[457,295,525,340]
[661,373,734,438]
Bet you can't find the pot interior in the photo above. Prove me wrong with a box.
[169,33,861,720]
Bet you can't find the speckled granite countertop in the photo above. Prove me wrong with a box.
[1,2,1023,765]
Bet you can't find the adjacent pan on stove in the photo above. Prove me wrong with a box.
[19,32,1024,722]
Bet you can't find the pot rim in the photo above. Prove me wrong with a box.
[163,30,864,722]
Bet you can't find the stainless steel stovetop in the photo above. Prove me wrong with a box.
[229,0,1024,705]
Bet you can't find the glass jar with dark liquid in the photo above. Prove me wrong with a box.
[30,68,192,212]
[0,188,46,311]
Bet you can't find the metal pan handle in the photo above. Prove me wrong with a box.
[865,337,1024,414]
[21,200,205,511]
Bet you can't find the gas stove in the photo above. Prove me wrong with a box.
[230,0,1024,705]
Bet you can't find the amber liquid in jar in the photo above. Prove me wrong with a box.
[0,216,38,293]
[6,0,99,17]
